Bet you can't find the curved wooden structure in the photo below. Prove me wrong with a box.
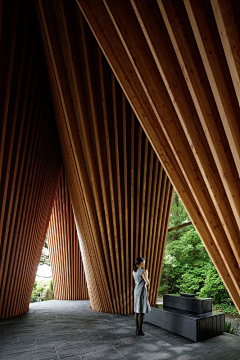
[1,0,239,318]
[47,170,88,300]
[0,0,62,319]
[37,0,173,314]
[75,0,240,312]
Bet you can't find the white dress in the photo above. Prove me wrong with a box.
[133,268,151,313]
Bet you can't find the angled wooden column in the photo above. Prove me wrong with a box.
[0,0,62,319]
[210,0,240,107]
[47,169,88,300]
[36,0,173,314]
[76,0,240,311]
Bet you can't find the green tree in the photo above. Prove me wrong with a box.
[39,237,50,266]
[160,226,209,295]
[167,191,191,242]
[159,191,237,314]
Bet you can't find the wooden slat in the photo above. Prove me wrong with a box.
[153,181,174,304]
[130,110,135,313]
[143,148,154,260]
[147,156,159,270]
[98,49,123,313]
[148,166,163,284]
[168,222,192,233]
[135,126,142,260]
[122,94,130,314]
[139,137,149,256]
[112,73,126,314]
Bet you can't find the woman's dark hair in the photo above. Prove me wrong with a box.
[133,256,145,272]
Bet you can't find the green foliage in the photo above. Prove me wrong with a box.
[30,237,53,303]
[159,191,237,315]
[30,280,54,302]
[213,304,238,316]
[50,279,53,291]
[198,266,229,303]
[39,237,50,266]
[160,226,210,295]
[225,321,235,334]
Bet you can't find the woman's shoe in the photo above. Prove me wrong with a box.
[137,330,145,336]
[135,328,138,334]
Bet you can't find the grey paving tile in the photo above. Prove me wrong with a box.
[69,331,100,343]
[81,346,125,360]
[0,348,58,360]
[56,340,94,358]
[36,334,70,347]
[115,342,151,358]
[0,342,36,355]
[60,356,81,360]
[89,336,124,350]
[0,300,239,360]
[0,336,19,345]
[53,329,80,336]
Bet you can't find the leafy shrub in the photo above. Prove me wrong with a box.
[50,279,53,291]
[30,297,39,303]
[30,280,54,302]
[213,303,238,316]
[198,266,230,303]
[225,321,235,334]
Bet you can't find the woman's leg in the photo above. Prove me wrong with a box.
[135,313,139,332]
[138,313,144,332]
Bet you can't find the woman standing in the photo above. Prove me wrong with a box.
[133,256,151,335]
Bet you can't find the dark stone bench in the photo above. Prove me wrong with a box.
[144,294,225,342]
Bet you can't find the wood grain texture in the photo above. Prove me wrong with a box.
[47,169,89,300]
[0,0,62,319]
[77,0,240,312]
[36,0,173,314]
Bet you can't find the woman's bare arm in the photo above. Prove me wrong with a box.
[142,270,150,285]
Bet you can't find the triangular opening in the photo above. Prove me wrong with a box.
[159,190,238,319]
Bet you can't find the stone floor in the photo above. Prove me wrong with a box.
[0,300,240,360]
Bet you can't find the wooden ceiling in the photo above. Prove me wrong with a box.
[75,0,240,310]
